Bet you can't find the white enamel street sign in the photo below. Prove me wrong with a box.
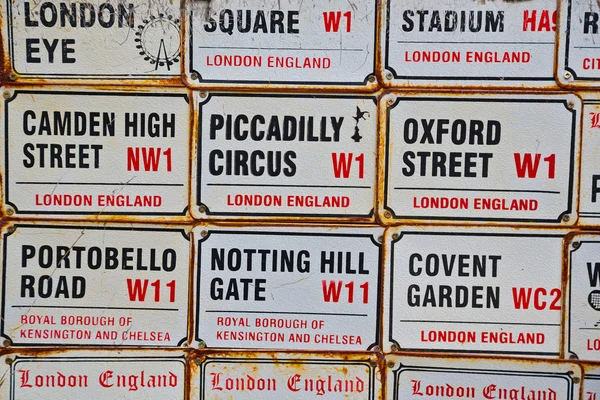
[0,224,190,347]
[579,101,600,225]
[565,235,600,361]
[384,227,565,356]
[1,88,190,218]
[194,93,377,220]
[0,351,186,400]
[583,366,600,400]
[185,0,377,87]
[558,0,600,86]
[382,93,580,224]
[193,352,381,400]
[383,0,557,87]
[193,226,382,351]
[3,0,181,79]
[386,356,580,400]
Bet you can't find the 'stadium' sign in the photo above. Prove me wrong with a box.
[195,352,381,399]
[579,101,600,225]
[383,0,556,87]
[558,0,600,86]
[1,88,190,218]
[2,0,181,79]
[0,224,190,347]
[382,93,580,224]
[385,227,564,356]
[194,93,377,220]
[185,0,376,87]
[0,352,186,399]
[565,235,600,360]
[193,226,382,351]
[386,356,580,400]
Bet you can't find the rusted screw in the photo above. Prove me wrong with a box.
[2,339,10,347]
[384,210,392,219]
[372,346,381,353]
[8,73,17,81]
[6,226,15,234]
[387,361,395,368]
[392,233,400,240]
[4,357,13,365]
[5,207,14,216]
[190,72,199,80]
[387,99,394,106]
[198,340,206,348]
[368,75,376,83]
[574,377,581,384]
[562,215,571,223]
[198,205,207,213]
[200,230,208,238]
[569,354,578,360]
[200,92,207,98]
[573,241,581,249]
[195,358,202,366]
[377,236,384,243]
[564,71,572,79]
[385,72,393,80]
[390,344,400,351]
[2,91,11,99]
[568,102,575,109]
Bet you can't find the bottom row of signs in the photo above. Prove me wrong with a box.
[1,350,595,399]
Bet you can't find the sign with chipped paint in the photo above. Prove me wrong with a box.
[194,93,377,220]
[193,226,381,351]
[194,352,381,399]
[558,0,600,86]
[382,93,580,224]
[185,0,377,87]
[565,235,600,361]
[579,101,600,225]
[2,0,181,79]
[386,356,580,400]
[0,351,186,399]
[0,224,190,347]
[384,227,564,356]
[383,0,557,87]
[1,88,190,218]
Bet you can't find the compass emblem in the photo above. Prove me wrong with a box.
[135,14,181,71]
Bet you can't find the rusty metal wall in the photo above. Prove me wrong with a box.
[2,0,600,399]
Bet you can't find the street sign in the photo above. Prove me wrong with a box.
[184,0,377,88]
[0,224,191,347]
[193,226,382,351]
[1,87,190,219]
[565,235,600,361]
[194,93,377,220]
[0,351,186,400]
[579,100,600,225]
[386,355,581,400]
[558,0,600,86]
[383,0,557,88]
[2,0,181,81]
[192,352,381,400]
[382,93,580,224]
[384,226,565,356]
[583,365,600,400]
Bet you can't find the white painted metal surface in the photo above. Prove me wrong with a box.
[0,351,186,400]
[0,224,191,347]
[192,352,381,400]
[565,235,600,361]
[383,0,557,87]
[583,365,600,400]
[384,226,565,356]
[194,93,377,220]
[382,93,580,224]
[558,0,600,86]
[579,101,600,225]
[0,87,190,218]
[185,0,377,87]
[386,355,580,400]
[2,0,181,79]
[193,226,381,351]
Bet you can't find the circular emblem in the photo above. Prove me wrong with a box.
[135,14,180,70]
